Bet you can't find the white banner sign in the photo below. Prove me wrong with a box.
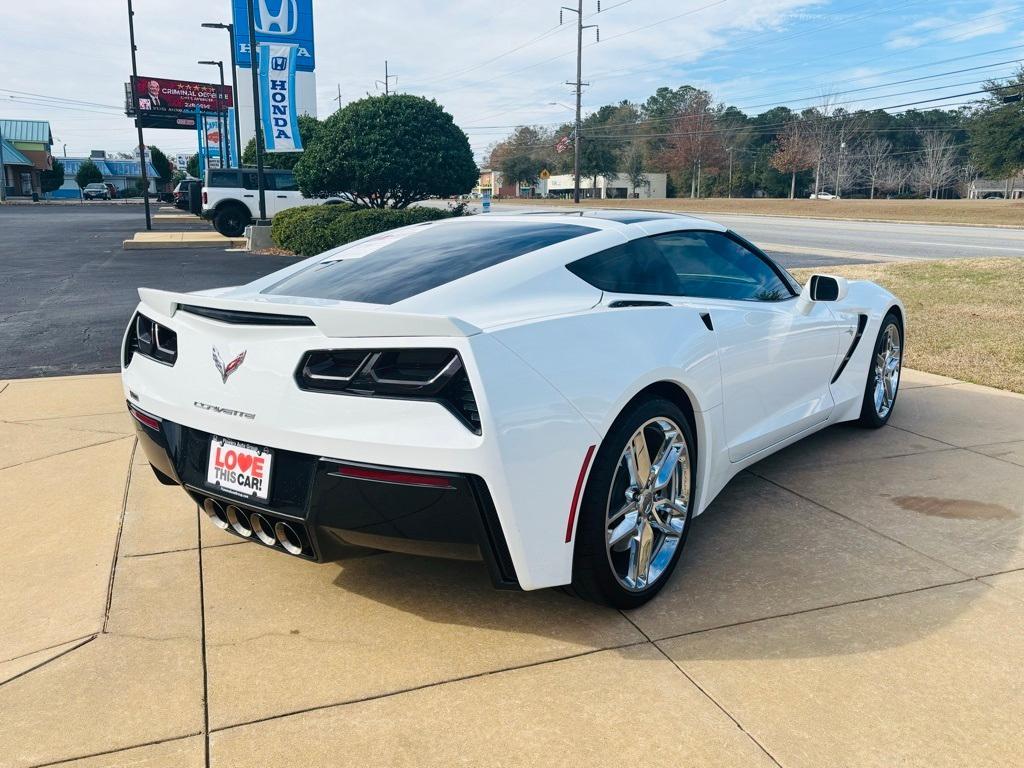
[258,42,304,153]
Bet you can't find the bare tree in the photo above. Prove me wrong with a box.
[803,93,836,196]
[623,140,648,198]
[913,132,959,198]
[861,136,893,199]
[877,158,911,198]
[770,120,816,199]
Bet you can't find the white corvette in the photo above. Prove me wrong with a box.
[122,210,904,607]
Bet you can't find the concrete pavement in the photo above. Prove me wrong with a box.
[2,370,1023,767]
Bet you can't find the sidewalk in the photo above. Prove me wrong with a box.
[1,371,1022,767]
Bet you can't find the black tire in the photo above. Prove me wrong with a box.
[858,310,903,428]
[213,203,250,237]
[571,396,696,609]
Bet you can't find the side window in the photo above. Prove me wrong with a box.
[566,240,680,295]
[241,172,260,190]
[208,170,240,188]
[272,172,299,192]
[649,231,793,302]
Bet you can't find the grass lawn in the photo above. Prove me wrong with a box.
[791,258,1024,394]
[501,197,1024,227]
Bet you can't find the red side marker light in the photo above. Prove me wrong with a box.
[128,404,161,431]
[337,464,453,489]
[565,444,596,543]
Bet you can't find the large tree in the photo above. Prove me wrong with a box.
[295,95,477,207]
[148,145,173,183]
[770,120,815,199]
[969,70,1024,183]
[185,153,200,178]
[242,114,323,170]
[40,160,65,195]
[75,159,103,190]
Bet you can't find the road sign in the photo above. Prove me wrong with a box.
[540,169,551,180]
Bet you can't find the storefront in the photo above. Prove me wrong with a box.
[0,119,54,197]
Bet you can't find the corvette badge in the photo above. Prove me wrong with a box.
[212,347,246,383]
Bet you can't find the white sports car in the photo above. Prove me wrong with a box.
[122,210,904,607]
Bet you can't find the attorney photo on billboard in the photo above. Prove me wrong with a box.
[129,76,233,130]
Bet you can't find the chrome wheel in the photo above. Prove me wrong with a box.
[605,417,690,592]
[873,323,902,419]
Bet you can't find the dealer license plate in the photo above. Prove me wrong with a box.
[206,437,273,501]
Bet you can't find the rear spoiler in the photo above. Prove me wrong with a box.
[137,288,481,338]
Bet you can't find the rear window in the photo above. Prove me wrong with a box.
[207,170,240,188]
[263,220,595,304]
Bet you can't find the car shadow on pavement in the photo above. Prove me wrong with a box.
[324,419,1021,661]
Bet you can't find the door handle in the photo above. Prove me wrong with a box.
[243,194,254,197]
[276,195,287,198]
[700,312,714,331]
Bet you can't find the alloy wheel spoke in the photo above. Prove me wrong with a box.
[628,517,655,587]
[652,442,682,492]
[607,501,637,529]
[631,431,652,485]
[607,511,640,549]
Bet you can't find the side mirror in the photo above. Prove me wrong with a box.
[803,274,848,302]
[797,274,848,313]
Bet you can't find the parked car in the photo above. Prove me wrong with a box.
[809,192,839,200]
[201,168,340,237]
[122,210,905,607]
[83,183,111,200]
[172,178,200,210]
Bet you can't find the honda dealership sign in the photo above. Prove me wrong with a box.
[258,44,303,153]
[232,0,315,72]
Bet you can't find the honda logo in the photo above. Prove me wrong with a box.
[271,56,287,71]
[255,0,297,35]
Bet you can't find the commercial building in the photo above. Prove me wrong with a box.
[0,119,54,197]
[542,172,667,199]
[52,151,160,199]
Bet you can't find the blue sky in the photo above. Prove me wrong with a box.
[1,1,1020,160]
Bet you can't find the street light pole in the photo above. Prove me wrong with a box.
[198,60,228,170]
[126,0,152,230]
[727,147,734,199]
[0,120,7,203]
[244,0,267,221]
[202,22,242,168]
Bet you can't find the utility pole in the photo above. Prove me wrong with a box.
[126,0,152,230]
[376,61,397,95]
[245,0,267,221]
[333,84,343,111]
[835,140,845,197]
[727,147,734,199]
[561,2,599,204]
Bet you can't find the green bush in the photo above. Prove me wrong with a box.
[272,204,464,256]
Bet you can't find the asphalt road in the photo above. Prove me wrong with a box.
[0,206,296,378]
[478,202,1024,264]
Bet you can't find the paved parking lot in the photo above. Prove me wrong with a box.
[2,369,1022,767]
[0,206,295,378]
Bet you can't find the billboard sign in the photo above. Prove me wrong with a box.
[232,0,315,72]
[128,76,233,130]
[259,44,303,153]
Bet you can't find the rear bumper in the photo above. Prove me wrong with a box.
[129,403,519,589]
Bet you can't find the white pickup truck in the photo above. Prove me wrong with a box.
[202,168,337,236]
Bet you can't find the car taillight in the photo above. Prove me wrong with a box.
[202,190,208,204]
[124,312,178,367]
[296,348,481,433]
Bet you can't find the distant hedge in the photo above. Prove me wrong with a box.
[272,204,465,257]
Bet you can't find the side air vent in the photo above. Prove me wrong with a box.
[180,305,315,326]
[832,314,869,384]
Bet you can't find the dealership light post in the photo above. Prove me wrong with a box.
[201,22,242,168]
[126,0,152,229]
[245,0,267,222]
[0,120,7,203]
[198,60,229,170]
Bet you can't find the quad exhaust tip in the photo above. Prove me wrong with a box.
[226,505,253,537]
[275,521,304,555]
[202,498,229,530]
[202,498,305,556]
[251,513,276,546]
